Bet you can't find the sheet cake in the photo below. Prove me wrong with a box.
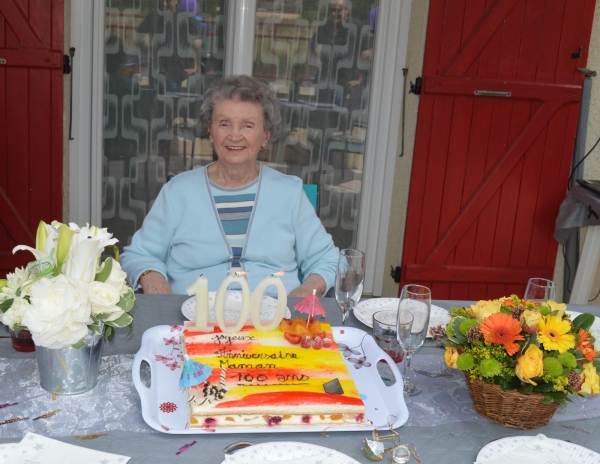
[182,322,366,429]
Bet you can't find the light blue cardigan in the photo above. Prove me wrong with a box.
[120,164,339,295]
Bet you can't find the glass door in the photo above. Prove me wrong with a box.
[252,0,378,250]
[103,0,228,245]
[102,0,378,252]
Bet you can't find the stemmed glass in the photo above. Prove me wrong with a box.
[524,278,556,302]
[335,249,365,325]
[396,284,431,396]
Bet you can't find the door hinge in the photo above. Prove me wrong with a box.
[390,265,401,283]
[409,76,421,96]
[63,55,71,74]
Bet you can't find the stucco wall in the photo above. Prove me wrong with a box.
[63,0,71,222]
[382,0,429,297]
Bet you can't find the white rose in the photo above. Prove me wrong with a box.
[1,296,31,329]
[23,275,93,349]
[90,281,121,315]
[102,260,128,295]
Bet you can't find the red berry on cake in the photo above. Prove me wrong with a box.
[284,332,302,344]
[312,337,323,350]
[322,337,333,348]
[300,335,312,349]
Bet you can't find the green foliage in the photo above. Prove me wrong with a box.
[542,391,570,406]
[95,258,114,283]
[448,306,470,319]
[572,313,595,332]
[71,337,86,349]
[0,298,14,313]
[105,312,133,329]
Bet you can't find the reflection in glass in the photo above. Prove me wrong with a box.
[103,0,227,247]
[102,0,379,254]
[253,0,378,250]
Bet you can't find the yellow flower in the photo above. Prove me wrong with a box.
[470,300,501,323]
[444,347,459,369]
[520,309,542,330]
[515,344,544,385]
[579,363,600,396]
[547,300,566,318]
[538,316,575,353]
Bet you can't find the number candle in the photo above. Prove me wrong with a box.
[186,275,209,331]
[215,271,251,333]
[250,271,287,331]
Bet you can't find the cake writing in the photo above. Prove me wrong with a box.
[216,348,300,371]
[212,334,255,346]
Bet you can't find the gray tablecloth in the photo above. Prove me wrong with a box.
[1,296,600,463]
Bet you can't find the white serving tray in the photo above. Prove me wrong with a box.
[132,325,409,434]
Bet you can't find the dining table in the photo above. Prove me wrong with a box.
[1,295,600,463]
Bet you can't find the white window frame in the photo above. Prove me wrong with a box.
[70,0,411,296]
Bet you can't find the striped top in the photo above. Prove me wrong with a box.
[209,178,259,268]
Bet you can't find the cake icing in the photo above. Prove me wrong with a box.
[182,321,365,429]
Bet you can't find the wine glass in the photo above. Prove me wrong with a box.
[335,249,365,325]
[373,310,404,364]
[524,278,556,302]
[396,284,431,396]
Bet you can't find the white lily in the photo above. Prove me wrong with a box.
[12,221,60,262]
[62,224,118,282]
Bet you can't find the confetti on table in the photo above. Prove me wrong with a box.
[33,409,61,421]
[176,440,197,455]
[0,417,29,426]
[73,433,108,440]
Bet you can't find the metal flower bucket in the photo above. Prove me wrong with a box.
[35,329,104,395]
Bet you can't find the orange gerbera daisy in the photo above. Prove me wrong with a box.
[479,313,525,356]
[577,328,598,362]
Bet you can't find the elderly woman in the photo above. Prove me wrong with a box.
[120,75,339,297]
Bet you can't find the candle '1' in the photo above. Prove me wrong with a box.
[186,276,209,331]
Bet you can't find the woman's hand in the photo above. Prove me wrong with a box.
[289,274,326,298]
[140,271,173,295]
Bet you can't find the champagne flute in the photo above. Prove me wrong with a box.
[396,284,431,396]
[335,249,365,325]
[524,278,556,302]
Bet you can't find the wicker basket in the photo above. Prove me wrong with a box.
[466,375,559,429]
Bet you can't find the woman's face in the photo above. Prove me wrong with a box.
[209,98,271,170]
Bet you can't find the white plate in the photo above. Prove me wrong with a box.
[0,444,17,463]
[476,436,600,463]
[354,298,450,336]
[566,310,600,342]
[222,441,360,464]
[181,290,291,322]
[132,325,409,434]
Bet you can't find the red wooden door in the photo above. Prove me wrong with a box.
[0,0,63,277]
[401,0,596,300]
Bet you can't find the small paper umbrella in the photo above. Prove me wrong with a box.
[294,289,326,321]
[179,355,213,388]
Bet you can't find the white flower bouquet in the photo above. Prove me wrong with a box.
[0,221,134,349]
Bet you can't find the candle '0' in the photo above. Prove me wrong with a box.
[186,276,209,331]
[250,272,287,331]
[215,272,251,333]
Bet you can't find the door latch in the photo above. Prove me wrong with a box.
[572,46,582,59]
[63,55,71,74]
[409,77,421,96]
[0,59,6,65]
